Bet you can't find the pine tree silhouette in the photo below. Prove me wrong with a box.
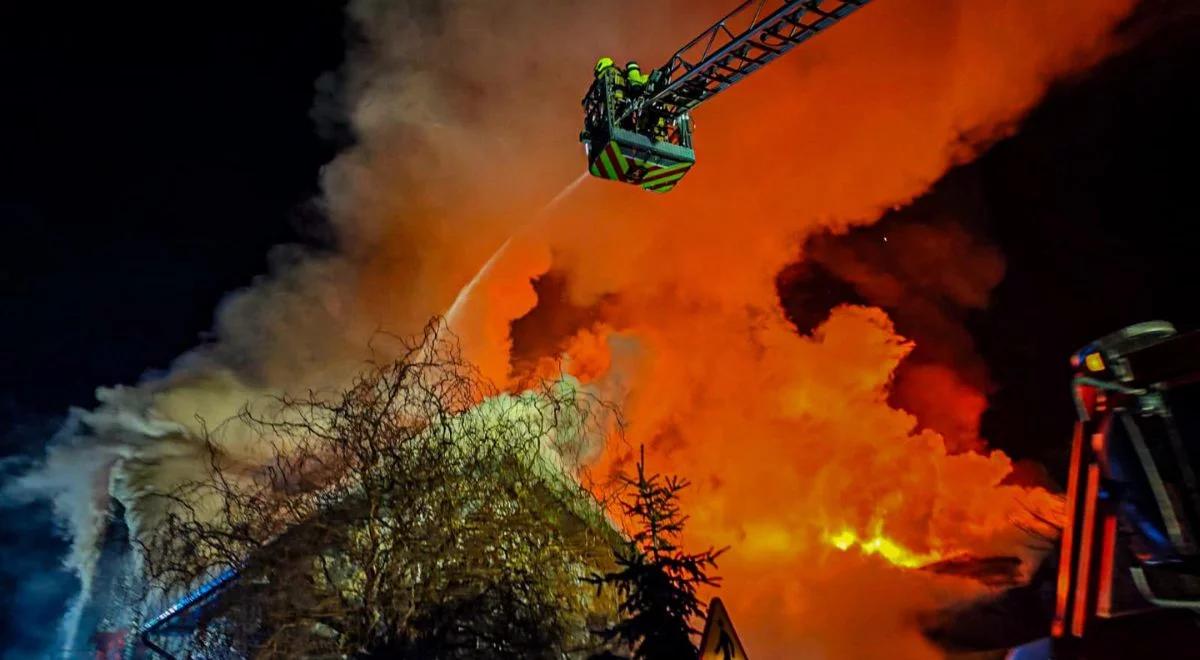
[589,446,726,659]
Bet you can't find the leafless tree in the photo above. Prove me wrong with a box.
[1008,494,1064,557]
[140,321,624,659]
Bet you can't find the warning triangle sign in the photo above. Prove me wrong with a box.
[697,597,749,660]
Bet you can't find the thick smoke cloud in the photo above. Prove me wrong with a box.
[790,206,1007,455]
[440,1,1137,656]
[8,1,1137,657]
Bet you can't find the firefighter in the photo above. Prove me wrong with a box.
[594,56,625,101]
[652,115,670,142]
[594,56,616,78]
[626,60,649,97]
[594,55,631,126]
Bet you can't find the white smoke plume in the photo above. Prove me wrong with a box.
[6,2,637,645]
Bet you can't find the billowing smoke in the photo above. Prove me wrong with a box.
[9,0,1138,657]
[785,207,1007,455]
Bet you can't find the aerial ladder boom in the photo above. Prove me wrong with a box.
[646,0,870,118]
[581,0,872,193]
[135,566,241,657]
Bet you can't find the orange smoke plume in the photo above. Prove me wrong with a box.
[343,0,1135,656]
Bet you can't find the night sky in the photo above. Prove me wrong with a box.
[954,1,1200,472]
[4,1,1200,656]
[4,4,346,655]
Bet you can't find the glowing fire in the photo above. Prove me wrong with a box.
[353,0,1136,655]
[826,528,942,569]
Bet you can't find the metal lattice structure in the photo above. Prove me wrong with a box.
[648,0,871,117]
[135,567,240,658]
[583,0,873,192]
[584,0,872,192]
[137,567,240,637]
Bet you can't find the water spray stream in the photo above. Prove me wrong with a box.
[444,172,588,327]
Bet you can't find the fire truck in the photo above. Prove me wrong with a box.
[1007,322,1200,659]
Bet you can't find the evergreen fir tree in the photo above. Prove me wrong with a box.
[590,446,726,659]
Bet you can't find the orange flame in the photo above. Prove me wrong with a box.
[826,528,942,569]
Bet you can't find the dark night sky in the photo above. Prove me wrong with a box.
[778,1,1200,479]
[3,4,347,655]
[934,1,1200,473]
[3,1,1200,656]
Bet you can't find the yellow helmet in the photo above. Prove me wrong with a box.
[594,56,615,76]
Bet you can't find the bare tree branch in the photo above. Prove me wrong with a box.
[140,319,625,659]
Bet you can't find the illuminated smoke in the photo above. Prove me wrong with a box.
[438,1,1135,656]
[8,1,1136,657]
